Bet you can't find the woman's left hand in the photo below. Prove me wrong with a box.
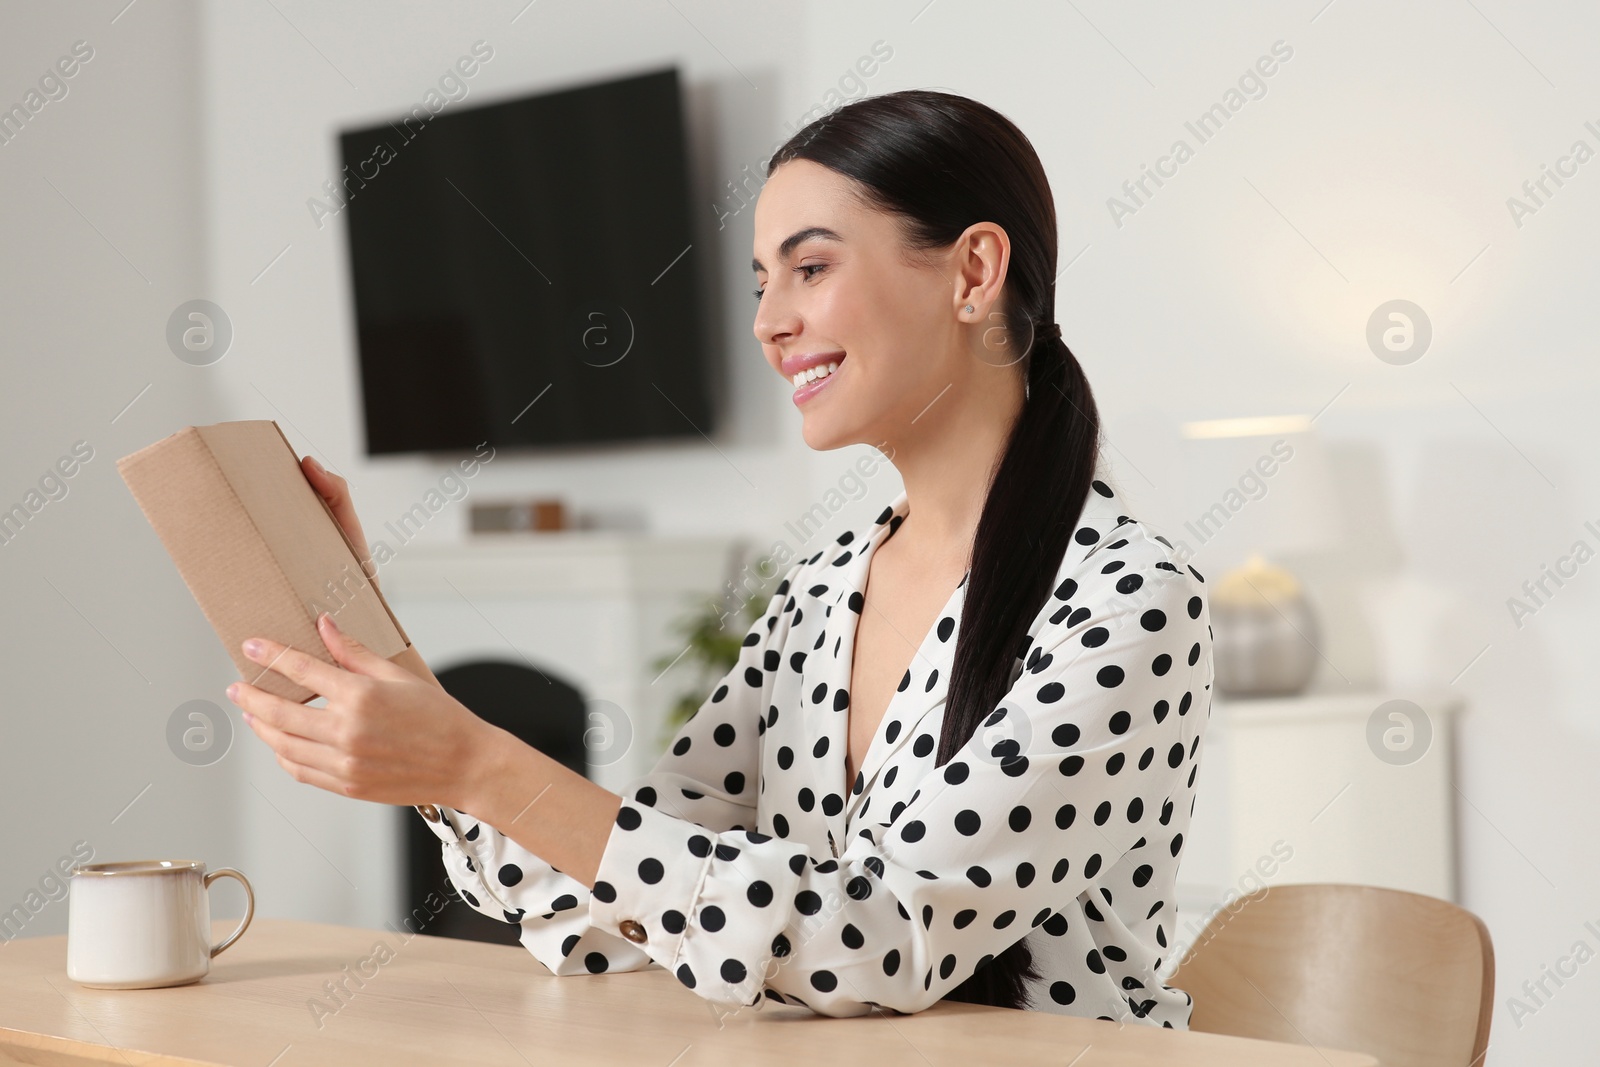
[226,612,493,811]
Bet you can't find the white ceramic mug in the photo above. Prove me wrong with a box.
[66,860,254,989]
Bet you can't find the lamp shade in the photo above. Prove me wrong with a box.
[1173,417,1342,569]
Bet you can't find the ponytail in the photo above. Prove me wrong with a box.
[937,324,1100,1010]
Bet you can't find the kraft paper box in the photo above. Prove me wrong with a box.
[117,420,412,703]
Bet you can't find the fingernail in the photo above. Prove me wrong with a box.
[243,711,254,724]
[226,683,238,702]
[307,456,324,472]
[320,612,340,632]
[242,638,263,657]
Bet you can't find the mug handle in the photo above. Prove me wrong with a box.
[204,867,255,959]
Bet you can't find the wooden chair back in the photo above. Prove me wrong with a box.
[1172,883,1493,1067]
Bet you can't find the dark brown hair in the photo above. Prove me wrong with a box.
[768,90,1102,1011]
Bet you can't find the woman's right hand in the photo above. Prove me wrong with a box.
[301,455,374,580]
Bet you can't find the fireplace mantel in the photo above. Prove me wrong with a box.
[288,532,742,932]
[377,532,740,792]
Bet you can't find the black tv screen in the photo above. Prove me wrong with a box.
[339,67,714,456]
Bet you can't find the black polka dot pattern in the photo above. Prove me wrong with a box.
[416,467,1211,1028]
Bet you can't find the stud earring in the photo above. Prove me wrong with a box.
[963,305,974,314]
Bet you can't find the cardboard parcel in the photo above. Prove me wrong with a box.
[117,420,412,703]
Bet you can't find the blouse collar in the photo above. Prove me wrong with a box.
[795,458,1131,851]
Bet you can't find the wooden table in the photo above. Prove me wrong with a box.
[0,918,1380,1066]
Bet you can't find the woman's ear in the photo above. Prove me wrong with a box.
[951,220,1011,321]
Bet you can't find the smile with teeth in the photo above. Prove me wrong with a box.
[792,361,840,389]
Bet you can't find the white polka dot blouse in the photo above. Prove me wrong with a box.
[417,466,1214,1025]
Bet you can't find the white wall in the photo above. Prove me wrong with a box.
[0,0,244,938]
[4,0,1595,1061]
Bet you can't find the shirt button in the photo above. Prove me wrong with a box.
[416,804,441,823]
[619,919,648,944]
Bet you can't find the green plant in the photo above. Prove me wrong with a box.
[652,579,774,747]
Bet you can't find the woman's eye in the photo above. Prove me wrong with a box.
[751,264,824,302]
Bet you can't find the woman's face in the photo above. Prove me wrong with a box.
[751,159,979,452]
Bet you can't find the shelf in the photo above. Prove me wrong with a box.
[1217,688,1465,725]
[374,534,738,598]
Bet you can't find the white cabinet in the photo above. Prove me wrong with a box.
[1167,690,1462,969]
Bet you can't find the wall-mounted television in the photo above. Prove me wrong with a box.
[338,66,714,456]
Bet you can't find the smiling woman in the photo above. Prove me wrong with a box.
[735,90,1211,1017]
[231,89,1212,1028]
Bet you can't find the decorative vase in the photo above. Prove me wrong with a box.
[1211,553,1319,697]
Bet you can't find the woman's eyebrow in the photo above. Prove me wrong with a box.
[751,226,844,273]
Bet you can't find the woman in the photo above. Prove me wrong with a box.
[226,89,1213,1025]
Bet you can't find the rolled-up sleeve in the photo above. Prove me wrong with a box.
[585,545,1209,1016]
[417,557,808,979]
